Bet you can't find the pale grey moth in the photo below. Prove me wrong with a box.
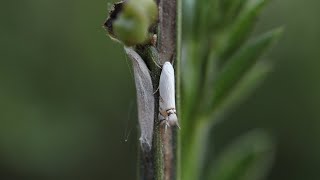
[124,47,154,151]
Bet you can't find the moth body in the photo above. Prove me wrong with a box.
[124,47,154,151]
[159,62,179,128]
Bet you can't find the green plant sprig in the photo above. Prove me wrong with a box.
[180,0,282,180]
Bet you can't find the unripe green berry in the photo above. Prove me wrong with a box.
[113,16,148,46]
[106,0,158,46]
[138,0,158,24]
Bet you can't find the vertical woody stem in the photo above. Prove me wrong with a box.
[157,0,178,63]
[156,0,181,179]
[138,0,181,179]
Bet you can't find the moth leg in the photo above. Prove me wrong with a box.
[151,51,162,69]
[165,119,170,132]
[153,86,159,94]
[153,60,162,69]
[158,113,165,121]
[175,121,181,129]
[158,113,170,131]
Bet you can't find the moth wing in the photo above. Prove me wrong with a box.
[124,47,154,151]
[159,62,176,109]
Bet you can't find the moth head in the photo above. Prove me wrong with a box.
[167,109,177,123]
[163,62,171,67]
[162,62,174,75]
[168,113,177,122]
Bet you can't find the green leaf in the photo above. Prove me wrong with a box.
[205,131,274,180]
[106,0,157,46]
[211,61,272,123]
[209,28,282,114]
[194,0,221,38]
[221,0,247,26]
[218,0,270,62]
[182,0,196,37]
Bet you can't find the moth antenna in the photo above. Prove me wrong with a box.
[153,58,162,69]
[176,122,181,129]
[153,86,159,94]
[124,128,132,142]
[170,54,176,65]
[123,48,134,80]
[123,100,134,142]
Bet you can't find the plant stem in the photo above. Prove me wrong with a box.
[136,0,181,179]
[182,120,211,180]
[157,0,178,64]
[155,0,181,179]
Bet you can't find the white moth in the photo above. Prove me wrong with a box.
[124,47,154,151]
[159,62,180,128]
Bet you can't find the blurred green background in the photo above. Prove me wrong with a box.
[0,0,319,179]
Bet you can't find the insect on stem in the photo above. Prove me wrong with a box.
[159,62,180,129]
[124,47,155,151]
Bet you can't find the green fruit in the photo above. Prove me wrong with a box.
[113,16,148,46]
[139,0,158,24]
[112,0,158,46]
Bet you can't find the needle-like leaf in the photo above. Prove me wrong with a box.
[205,131,274,180]
[209,28,282,114]
[218,0,269,62]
